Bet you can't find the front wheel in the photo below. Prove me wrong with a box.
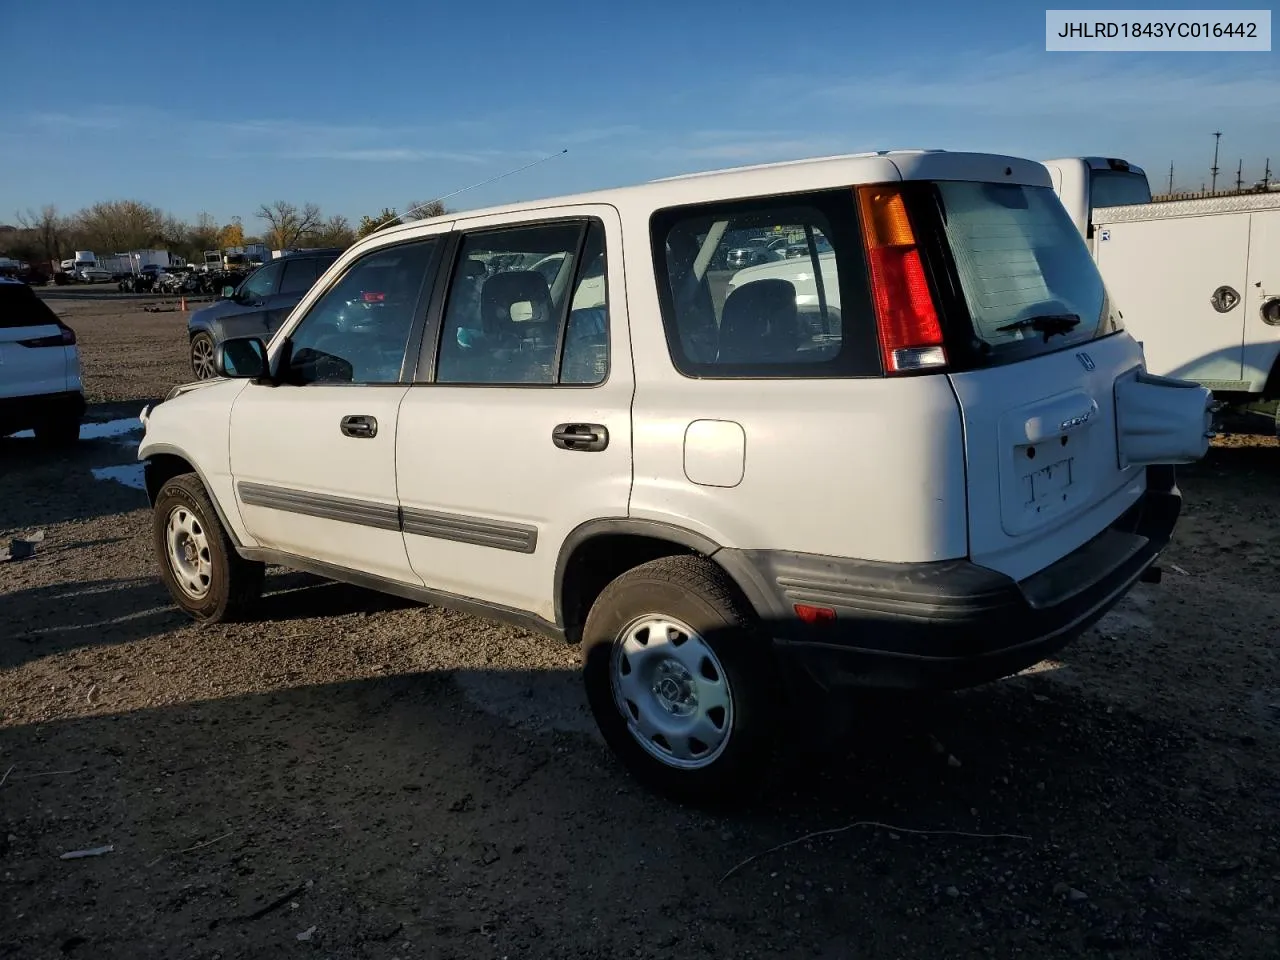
[581,555,780,805]
[190,332,217,380]
[153,473,264,622]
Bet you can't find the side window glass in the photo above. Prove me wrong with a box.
[656,198,864,377]
[436,221,587,385]
[279,258,320,295]
[560,221,609,385]
[284,240,437,385]
[241,261,283,301]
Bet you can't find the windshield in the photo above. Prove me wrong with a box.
[931,180,1122,360]
[1090,170,1152,209]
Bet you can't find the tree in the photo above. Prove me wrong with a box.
[219,217,245,249]
[309,214,355,248]
[74,200,167,252]
[190,212,222,253]
[15,205,68,264]
[356,207,399,239]
[257,201,321,250]
[402,199,449,221]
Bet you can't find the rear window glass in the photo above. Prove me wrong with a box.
[651,190,880,378]
[1090,170,1152,209]
[0,284,60,328]
[933,181,1120,358]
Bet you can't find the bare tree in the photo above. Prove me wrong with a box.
[74,200,167,252]
[15,205,68,264]
[190,212,222,253]
[256,201,323,250]
[308,214,355,248]
[402,199,449,221]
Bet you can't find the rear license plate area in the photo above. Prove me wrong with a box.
[1021,454,1074,506]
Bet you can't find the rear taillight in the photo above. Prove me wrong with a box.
[17,322,75,347]
[856,184,947,373]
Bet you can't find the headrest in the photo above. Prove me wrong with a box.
[480,270,553,331]
[718,278,799,363]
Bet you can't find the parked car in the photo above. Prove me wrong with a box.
[76,266,113,283]
[185,249,343,380]
[0,277,84,443]
[137,150,1213,802]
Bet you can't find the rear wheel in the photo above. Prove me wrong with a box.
[153,473,264,622]
[581,555,780,805]
[190,332,217,380]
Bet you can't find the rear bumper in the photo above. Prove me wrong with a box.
[717,466,1180,692]
[0,390,85,434]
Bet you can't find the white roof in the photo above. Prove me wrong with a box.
[375,149,1053,239]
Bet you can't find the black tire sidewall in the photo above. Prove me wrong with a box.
[153,477,234,621]
[582,563,778,804]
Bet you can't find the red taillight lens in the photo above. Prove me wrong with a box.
[856,184,946,373]
[362,291,385,302]
[17,322,75,348]
[794,603,836,624]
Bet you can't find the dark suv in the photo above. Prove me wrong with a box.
[187,248,343,380]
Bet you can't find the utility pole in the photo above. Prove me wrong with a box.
[1236,159,1244,192]
[1168,162,1175,194]
[1211,131,1222,193]
[1265,159,1272,191]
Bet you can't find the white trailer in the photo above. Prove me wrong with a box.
[1043,157,1280,413]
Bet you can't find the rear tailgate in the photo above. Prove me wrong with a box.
[949,336,1146,581]
[0,283,70,400]
[915,177,1149,582]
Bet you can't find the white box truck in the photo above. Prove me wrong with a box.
[1044,157,1280,426]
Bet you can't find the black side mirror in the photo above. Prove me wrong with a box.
[214,337,269,380]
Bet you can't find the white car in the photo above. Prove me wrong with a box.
[0,277,84,443]
[136,150,1213,802]
[77,267,113,283]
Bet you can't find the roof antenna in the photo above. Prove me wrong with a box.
[373,149,569,232]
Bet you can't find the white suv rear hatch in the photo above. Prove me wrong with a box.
[925,178,1163,581]
[0,280,75,401]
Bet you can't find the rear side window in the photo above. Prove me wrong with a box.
[0,285,60,328]
[651,190,880,378]
[928,181,1121,361]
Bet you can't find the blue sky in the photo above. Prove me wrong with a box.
[2,1,1277,227]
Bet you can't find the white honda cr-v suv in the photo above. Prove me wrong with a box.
[136,150,1213,801]
[0,276,84,444]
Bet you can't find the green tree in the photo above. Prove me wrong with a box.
[356,207,399,239]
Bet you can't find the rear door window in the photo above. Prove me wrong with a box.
[279,258,321,295]
[926,181,1123,363]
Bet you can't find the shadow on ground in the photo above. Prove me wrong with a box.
[1,662,1275,959]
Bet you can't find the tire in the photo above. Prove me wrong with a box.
[581,555,780,805]
[33,415,80,447]
[152,473,264,623]
[190,332,217,380]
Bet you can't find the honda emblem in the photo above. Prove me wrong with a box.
[1076,352,1095,371]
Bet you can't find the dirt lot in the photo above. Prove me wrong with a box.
[2,296,1278,959]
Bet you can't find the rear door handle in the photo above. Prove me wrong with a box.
[340,415,378,438]
[552,422,608,452]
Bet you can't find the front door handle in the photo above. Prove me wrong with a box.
[340,415,378,438]
[552,422,608,452]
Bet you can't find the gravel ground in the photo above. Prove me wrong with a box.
[1,297,1278,959]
